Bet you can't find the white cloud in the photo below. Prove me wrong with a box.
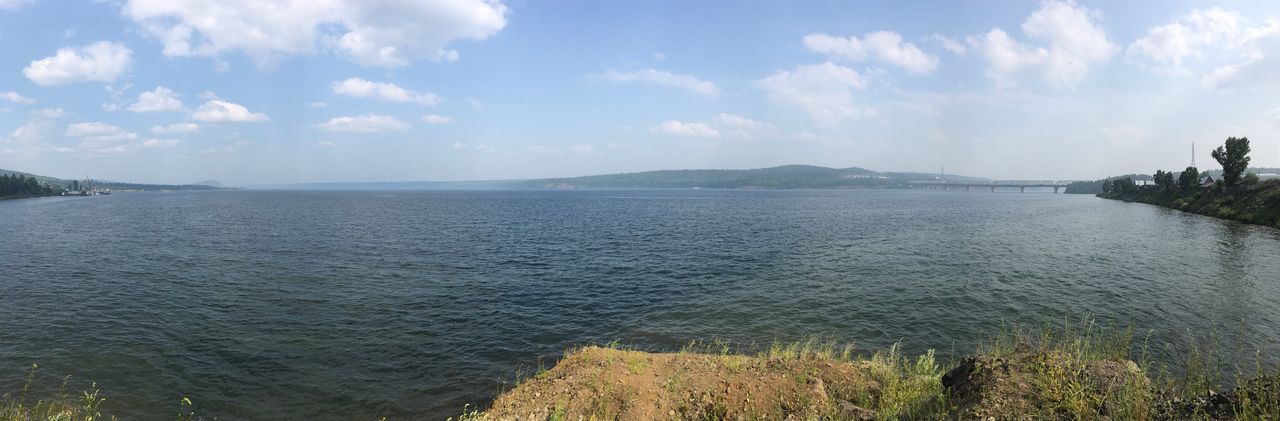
[152,122,199,134]
[1,91,34,104]
[332,77,443,105]
[8,121,49,143]
[651,120,721,139]
[305,101,327,109]
[570,144,595,154]
[525,145,561,155]
[316,114,409,133]
[601,69,720,96]
[0,0,33,11]
[122,0,507,68]
[1127,8,1240,76]
[650,113,772,141]
[422,114,454,125]
[803,31,939,74]
[452,141,467,149]
[192,100,268,122]
[926,34,967,55]
[129,86,185,112]
[1201,19,1280,91]
[966,0,1116,88]
[466,97,484,110]
[31,108,63,118]
[66,122,140,144]
[141,138,179,148]
[23,41,132,86]
[754,61,868,124]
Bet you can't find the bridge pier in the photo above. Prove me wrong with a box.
[966,186,971,192]
[991,186,996,193]
[1053,186,1060,194]
[1019,186,1026,193]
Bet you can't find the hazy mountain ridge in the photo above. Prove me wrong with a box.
[250,165,989,190]
[520,164,988,189]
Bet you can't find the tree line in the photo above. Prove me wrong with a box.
[0,174,56,198]
[1103,136,1256,196]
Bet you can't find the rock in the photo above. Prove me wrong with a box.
[835,400,876,420]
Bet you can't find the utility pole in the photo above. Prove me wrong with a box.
[1191,142,1196,168]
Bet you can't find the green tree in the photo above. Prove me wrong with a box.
[1177,167,1199,193]
[1211,136,1251,188]
[1153,170,1175,192]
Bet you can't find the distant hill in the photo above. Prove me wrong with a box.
[0,168,224,192]
[0,168,63,185]
[517,164,987,189]
[194,179,226,188]
[251,165,990,190]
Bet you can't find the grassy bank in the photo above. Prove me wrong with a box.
[1100,179,1280,229]
[463,321,1279,420]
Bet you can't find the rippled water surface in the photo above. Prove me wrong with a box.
[2,190,1279,419]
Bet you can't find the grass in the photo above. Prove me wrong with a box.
[0,364,110,421]
[471,318,1280,420]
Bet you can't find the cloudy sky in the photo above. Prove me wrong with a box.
[1,0,1280,185]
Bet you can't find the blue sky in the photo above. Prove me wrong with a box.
[2,0,1280,185]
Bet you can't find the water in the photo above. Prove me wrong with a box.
[1,189,1279,419]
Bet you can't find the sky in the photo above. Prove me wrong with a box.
[2,0,1280,185]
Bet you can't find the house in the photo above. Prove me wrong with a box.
[1200,174,1215,187]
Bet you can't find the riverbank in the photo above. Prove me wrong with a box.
[1099,180,1280,229]
[463,330,1280,420]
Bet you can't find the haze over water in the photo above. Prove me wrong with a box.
[2,189,1279,420]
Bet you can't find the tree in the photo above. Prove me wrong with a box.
[1153,170,1175,192]
[1178,167,1199,193]
[1211,136,1251,188]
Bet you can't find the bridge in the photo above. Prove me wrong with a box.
[908,180,1080,193]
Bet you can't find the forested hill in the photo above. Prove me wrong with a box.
[0,168,224,192]
[518,165,985,189]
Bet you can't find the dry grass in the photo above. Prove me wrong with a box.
[465,318,1280,420]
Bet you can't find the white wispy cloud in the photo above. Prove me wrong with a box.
[601,68,720,96]
[1,91,34,104]
[332,77,443,105]
[1127,8,1240,76]
[122,0,507,67]
[316,114,410,133]
[422,114,454,125]
[23,41,132,86]
[129,86,185,112]
[1201,19,1280,91]
[651,120,721,139]
[650,113,773,141]
[926,33,967,55]
[804,31,939,74]
[30,108,63,118]
[192,99,268,122]
[755,62,868,124]
[966,0,1117,88]
[152,122,199,134]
